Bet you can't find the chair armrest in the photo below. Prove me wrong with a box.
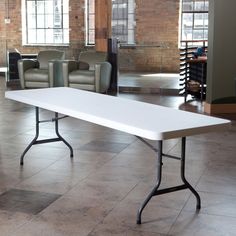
[94,62,112,93]
[18,59,37,72]
[61,60,79,87]
[48,60,57,87]
[18,59,38,89]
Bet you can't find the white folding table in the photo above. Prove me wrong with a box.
[5,87,231,224]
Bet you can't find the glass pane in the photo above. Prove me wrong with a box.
[112,0,127,4]
[194,13,204,28]
[88,0,95,13]
[204,29,208,39]
[128,14,134,29]
[127,29,134,44]
[37,1,45,14]
[182,0,193,11]
[63,14,69,28]
[182,29,193,41]
[45,29,54,43]
[204,1,209,11]
[45,14,54,28]
[118,35,127,43]
[113,5,128,19]
[28,29,36,43]
[88,30,95,44]
[54,13,62,28]
[45,0,54,14]
[37,14,45,28]
[37,29,45,43]
[89,15,95,29]
[193,29,204,40]
[63,29,69,43]
[113,24,127,35]
[54,0,62,15]
[203,13,208,27]
[182,13,193,29]
[27,1,36,14]
[54,29,63,43]
[63,0,69,13]
[194,1,205,11]
[128,0,135,13]
[27,14,36,28]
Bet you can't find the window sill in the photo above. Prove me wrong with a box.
[22,44,70,47]
[119,44,136,49]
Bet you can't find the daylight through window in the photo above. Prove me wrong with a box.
[86,0,135,45]
[181,0,208,44]
[23,0,69,45]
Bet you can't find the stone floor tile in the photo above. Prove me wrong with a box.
[168,212,236,236]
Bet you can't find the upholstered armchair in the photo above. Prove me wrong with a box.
[62,51,112,93]
[18,50,65,89]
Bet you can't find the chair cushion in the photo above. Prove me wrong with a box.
[25,81,50,88]
[69,70,95,84]
[68,84,95,91]
[25,68,49,82]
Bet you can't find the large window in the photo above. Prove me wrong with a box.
[181,0,208,43]
[86,0,135,45]
[86,0,95,45]
[112,0,135,45]
[22,0,69,45]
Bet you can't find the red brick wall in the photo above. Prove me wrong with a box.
[0,0,180,72]
[119,0,180,72]
[0,0,86,65]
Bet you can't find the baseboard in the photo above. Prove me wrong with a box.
[204,102,236,114]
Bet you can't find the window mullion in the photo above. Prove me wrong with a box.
[24,0,69,45]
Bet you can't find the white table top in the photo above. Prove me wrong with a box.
[5,87,231,140]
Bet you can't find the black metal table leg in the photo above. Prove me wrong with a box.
[136,137,201,224]
[180,137,201,209]
[137,141,163,224]
[55,112,73,158]
[20,107,40,165]
[20,107,73,165]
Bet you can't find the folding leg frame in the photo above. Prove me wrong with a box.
[136,137,201,224]
[20,107,73,165]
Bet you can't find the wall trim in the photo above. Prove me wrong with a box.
[204,102,236,114]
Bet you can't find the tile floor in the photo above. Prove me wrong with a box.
[118,72,180,95]
[0,76,236,235]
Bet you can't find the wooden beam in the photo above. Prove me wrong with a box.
[95,0,111,52]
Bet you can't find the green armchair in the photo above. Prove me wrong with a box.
[62,51,112,93]
[18,50,65,89]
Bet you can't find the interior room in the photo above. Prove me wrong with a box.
[0,0,236,235]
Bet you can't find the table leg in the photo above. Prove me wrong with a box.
[136,137,201,224]
[20,107,73,165]
[180,137,201,209]
[20,107,40,165]
[137,140,163,224]
[55,112,73,157]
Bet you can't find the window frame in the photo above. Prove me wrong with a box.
[22,0,69,46]
[180,0,209,46]
[85,0,95,46]
[85,0,136,46]
[111,0,136,46]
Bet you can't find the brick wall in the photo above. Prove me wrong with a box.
[0,0,180,73]
[0,0,86,65]
[119,0,180,72]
